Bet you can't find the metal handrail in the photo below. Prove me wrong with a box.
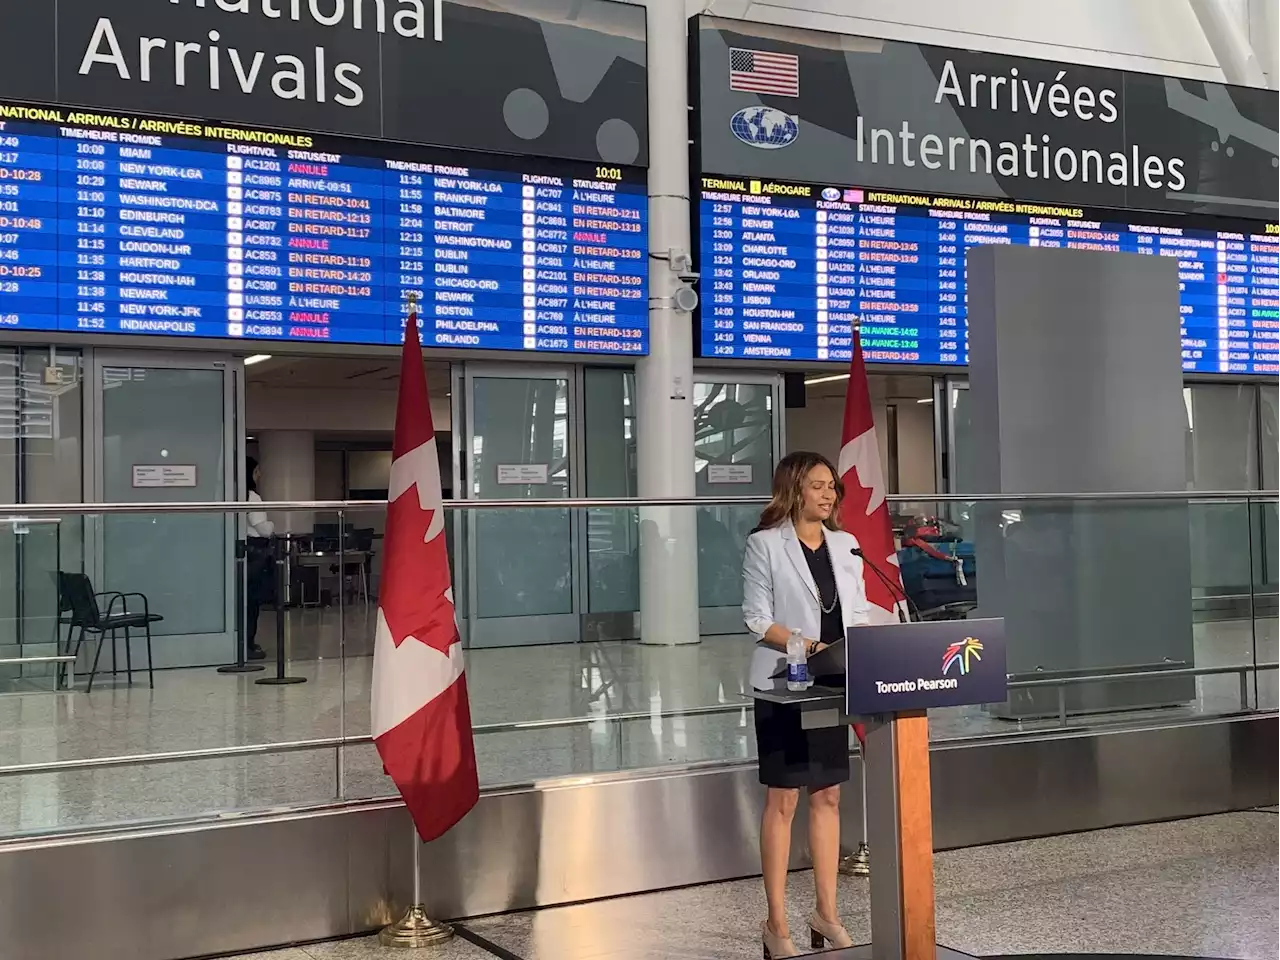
[0,656,76,667]
[1008,662,1278,687]
[0,490,1275,515]
[0,701,750,779]
[0,662,1272,781]
[1011,662,1279,727]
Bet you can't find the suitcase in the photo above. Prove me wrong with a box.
[897,540,976,612]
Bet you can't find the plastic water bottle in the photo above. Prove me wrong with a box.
[786,628,809,692]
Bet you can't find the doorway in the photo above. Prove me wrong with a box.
[88,351,241,668]
[458,364,579,647]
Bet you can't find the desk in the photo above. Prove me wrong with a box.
[293,549,372,606]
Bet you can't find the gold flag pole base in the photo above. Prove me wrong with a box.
[839,841,871,877]
[378,904,455,948]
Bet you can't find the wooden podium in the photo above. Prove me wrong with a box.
[755,618,1006,960]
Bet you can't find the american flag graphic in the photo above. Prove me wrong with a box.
[729,48,800,97]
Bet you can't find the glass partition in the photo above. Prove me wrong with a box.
[0,494,1272,841]
[0,517,63,693]
[1259,385,1278,597]
[95,359,235,665]
[0,348,84,680]
[582,369,638,620]
[463,370,577,646]
[694,380,778,634]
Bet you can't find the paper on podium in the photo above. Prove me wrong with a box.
[769,638,845,680]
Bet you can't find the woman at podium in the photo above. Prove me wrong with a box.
[742,451,871,957]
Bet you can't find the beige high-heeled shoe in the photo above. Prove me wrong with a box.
[808,910,854,949]
[762,921,800,959]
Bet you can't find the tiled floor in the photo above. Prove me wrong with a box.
[229,938,494,960]
[0,615,1274,836]
[224,811,1279,960]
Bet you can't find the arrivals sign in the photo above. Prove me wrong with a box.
[693,15,1278,219]
[0,0,648,165]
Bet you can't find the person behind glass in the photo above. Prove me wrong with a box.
[742,451,871,958]
[244,457,274,661]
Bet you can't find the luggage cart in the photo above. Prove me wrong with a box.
[897,516,977,621]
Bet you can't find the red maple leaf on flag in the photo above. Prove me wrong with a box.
[840,459,901,616]
[837,327,907,748]
[379,466,455,656]
[837,326,906,624]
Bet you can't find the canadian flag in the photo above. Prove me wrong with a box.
[372,309,479,843]
[837,327,907,746]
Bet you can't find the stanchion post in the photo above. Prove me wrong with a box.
[379,825,455,948]
[219,540,264,674]
[256,536,306,686]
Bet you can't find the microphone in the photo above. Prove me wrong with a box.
[851,547,917,623]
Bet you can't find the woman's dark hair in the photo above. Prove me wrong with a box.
[246,456,259,494]
[757,451,844,532]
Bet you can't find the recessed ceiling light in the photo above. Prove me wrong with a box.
[803,373,850,386]
[244,355,272,366]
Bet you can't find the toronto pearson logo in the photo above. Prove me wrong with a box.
[873,634,987,696]
[942,637,984,676]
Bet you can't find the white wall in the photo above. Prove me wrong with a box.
[670,0,1254,82]
[314,450,345,500]
[783,387,937,495]
[246,386,451,435]
[784,392,845,465]
[348,451,394,492]
[895,399,938,494]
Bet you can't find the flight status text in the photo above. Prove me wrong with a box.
[0,105,648,354]
[699,176,1278,374]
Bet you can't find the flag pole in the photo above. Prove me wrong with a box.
[840,749,871,878]
[838,315,871,880]
[376,291,456,949]
[377,824,456,947]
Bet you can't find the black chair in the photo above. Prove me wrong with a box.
[57,572,163,691]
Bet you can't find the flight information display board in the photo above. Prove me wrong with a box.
[699,175,1279,374]
[0,103,648,354]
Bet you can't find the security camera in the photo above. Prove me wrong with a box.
[673,284,700,313]
[668,248,695,273]
[667,248,700,281]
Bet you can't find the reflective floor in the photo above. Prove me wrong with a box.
[0,614,1274,835]
[226,810,1279,960]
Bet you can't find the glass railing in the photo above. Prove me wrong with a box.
[0,492,1273,839]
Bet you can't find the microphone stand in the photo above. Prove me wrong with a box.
[853,547,920,623]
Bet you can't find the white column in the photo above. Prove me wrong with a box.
[634,0,699,645]
[1247,0,1279,88]
[256,430,315,535]
[1190,0,1269,87]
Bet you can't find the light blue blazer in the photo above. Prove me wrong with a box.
[742,521,872,691]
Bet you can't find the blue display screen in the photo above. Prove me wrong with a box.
[0,104,648,354]
[699,175,1279,374]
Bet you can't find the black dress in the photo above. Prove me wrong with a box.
[754,539,851,790]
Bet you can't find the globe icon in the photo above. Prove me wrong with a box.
[730,107,798,149]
